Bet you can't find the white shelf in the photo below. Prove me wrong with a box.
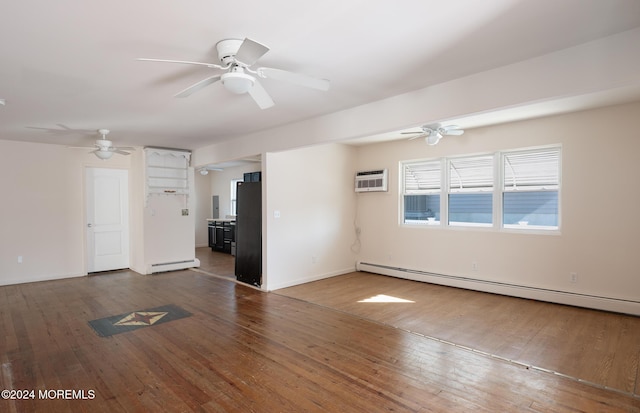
[144,148,191,205]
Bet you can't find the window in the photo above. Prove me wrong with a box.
[402,160,441,224]
[400,145,561,232]
[230,178,242,216]
[502,148,560,230]
[448,155,494,227]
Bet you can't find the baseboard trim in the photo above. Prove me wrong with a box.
[356,261,640,316]
[0,272,86,287]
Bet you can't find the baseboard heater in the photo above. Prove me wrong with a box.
[356,261,640,316]
[147,258,201,274]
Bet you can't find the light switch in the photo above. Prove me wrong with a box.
[274,210,281,218]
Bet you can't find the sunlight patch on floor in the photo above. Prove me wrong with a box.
[358,294,415,303]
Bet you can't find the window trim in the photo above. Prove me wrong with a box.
[230,178,242,216]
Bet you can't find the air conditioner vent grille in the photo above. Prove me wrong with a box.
[355,169,388,192]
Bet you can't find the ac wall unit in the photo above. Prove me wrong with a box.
[355,169,388,192]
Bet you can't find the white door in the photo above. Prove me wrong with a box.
[86,168,130,273]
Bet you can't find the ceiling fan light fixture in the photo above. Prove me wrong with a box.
[221,72,255,94]
[199,168,209,176]
[426,132,442,146]
[94,150,113,160]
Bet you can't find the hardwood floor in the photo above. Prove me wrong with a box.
[0,268,638,412]
[195,247,235,279]
[276,272,640,399]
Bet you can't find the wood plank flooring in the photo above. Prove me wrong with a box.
[275,271,640,399]
[195,247,235,279]
[0,266,638,412]
[197,246,640,398]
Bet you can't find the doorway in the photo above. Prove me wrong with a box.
[85,167,130,273]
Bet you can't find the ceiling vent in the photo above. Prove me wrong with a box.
[355,169,388,193]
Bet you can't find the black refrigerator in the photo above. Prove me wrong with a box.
[235,181,262,286]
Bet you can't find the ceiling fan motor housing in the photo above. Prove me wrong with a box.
[216,39,243,65]
[96,139,113,149]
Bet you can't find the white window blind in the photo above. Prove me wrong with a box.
[404,160,441,194]
[449,156,494,192]
[504,148,559,191]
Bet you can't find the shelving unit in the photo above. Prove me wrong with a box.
[144,147,191,204]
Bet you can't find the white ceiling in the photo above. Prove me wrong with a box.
[1,0,640,150]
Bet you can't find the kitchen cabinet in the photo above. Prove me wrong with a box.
[207,219,235,254]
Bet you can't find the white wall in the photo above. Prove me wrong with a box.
[141,151,196,271]
[263,143,358,290]
[194,171,211,247]
[129,149,146,274]
[354,102,640,313]
[210,163,262,218]
[0,140,133,285]
[0,139,197,282]
[143,186,195,267]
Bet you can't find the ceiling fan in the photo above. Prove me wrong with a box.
[71,129,134,160]
[402,124,464,145]
[138,37,330,109]
[198,166,223,175]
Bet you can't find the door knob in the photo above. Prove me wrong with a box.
[87,223,93,228]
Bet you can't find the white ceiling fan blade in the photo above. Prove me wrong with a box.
[234,38,270,66]
[248,79,274,109]
[137,58,224,69]
[441,125,463,134]
[258,67,330,91]
[27,125,95,135]
[113,150,131,155]
[402,130,429,140]
[174,75,222,98]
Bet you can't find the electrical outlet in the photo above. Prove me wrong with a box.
[472,261,478,271]
[570,272,578,283]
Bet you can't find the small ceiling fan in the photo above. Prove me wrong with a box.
[402,124,464,145]
[198,166,223,175]
[138,37,330,109]
[71,129,134,160]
